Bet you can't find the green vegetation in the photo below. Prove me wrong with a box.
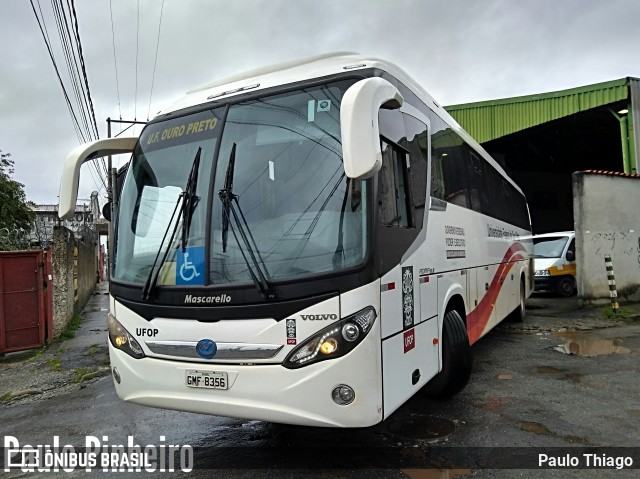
[72,367,100,383]
[0,149,36,250]
[85,343,102,356]
[0,346,46,364]
[0,391,11,402]
[27,346,46,361]
[602,306,635,320]
[46,356,61,371]
[58,314,83,340]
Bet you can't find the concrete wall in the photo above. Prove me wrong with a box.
[573,171,640,303]
[51,226,97,336]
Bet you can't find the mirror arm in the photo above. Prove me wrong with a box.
[58,137,137,220]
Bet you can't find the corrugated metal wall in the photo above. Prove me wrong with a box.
[446,78,629,144]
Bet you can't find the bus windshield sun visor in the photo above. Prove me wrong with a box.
[218,143,275,300]
[141,147,202,301]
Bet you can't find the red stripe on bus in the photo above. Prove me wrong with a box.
[381,282,396,292]
[467,243,527,345]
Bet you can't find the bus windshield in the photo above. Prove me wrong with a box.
[114,79,368,288]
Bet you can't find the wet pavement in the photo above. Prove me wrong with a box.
[1,289,640,477]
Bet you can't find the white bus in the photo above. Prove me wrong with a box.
[59,53,532,427]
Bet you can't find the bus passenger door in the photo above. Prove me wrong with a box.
[377,110,435,418]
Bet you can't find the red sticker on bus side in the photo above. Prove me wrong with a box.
[403,328,415,353]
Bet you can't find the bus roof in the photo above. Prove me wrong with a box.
[156,52,525,198]
[159,52,438,116]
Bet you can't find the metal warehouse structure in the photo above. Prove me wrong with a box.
[445,77,640,233]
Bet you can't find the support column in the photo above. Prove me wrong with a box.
[629,78,640,174]
[610,108,631,174]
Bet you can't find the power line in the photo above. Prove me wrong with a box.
[30,0,86,144]
[109,0,122,121]
[30,0,106,194]
[52,0,106,180]
[147,0,165,121]
[134,0,140,121]
[69,0,100,141]
[51,0,91,142]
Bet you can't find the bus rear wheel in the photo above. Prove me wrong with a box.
[423,309,472,399]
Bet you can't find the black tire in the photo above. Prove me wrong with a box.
[556,276,576,297]
[423,309,472,399]
[508,279,526,322]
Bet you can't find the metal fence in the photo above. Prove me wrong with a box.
[0,228,31,251]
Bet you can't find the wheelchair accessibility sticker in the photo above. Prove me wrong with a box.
[176,246,205,285]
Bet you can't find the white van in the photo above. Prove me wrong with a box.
[532,231,576,297]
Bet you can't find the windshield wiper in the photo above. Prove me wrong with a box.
[218,143,274,300]
[181,148,201,250]
[141,147,201,300]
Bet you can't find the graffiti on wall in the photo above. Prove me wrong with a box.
[589,231,640,269]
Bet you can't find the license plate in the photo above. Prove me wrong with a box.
[185,370,228,390]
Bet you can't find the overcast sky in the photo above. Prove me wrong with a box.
[2,0,640,207]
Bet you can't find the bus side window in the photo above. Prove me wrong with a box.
[429,115,469,208]
[402,114,428,231]
[380,141,413,228]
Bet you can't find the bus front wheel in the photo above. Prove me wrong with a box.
[423,309,472,399]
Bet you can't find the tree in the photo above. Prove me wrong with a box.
[0,150,36,247]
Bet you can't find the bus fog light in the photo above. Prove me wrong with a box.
[342,323,359,342]
[112,367,121,384]
[332,385,355,405]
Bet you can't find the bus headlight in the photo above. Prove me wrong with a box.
[107,314,145,359]
[283,306,376,369]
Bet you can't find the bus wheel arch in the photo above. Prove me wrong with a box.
[424,298,472,399]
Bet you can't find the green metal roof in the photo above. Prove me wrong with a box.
[445,78,631,143]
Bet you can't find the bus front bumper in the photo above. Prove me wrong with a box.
[108,339,383,428]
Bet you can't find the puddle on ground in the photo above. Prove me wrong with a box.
[519,421,595,445]
[534,366,604,387]
[401,469,473,479]
[565,435,595,446]
[477,396,509,413]
[83,307,104,314]
[535,366,565,373]
[552,332,632,357]
[562,372,583,384]
[518,421,552,436]
[386,414,456,440]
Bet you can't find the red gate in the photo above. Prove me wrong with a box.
[0,250,46,353]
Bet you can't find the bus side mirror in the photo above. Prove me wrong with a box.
[59,137,137,220]
[102,202,112,222]
[566,250,575,262]
[340,78,403,180]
